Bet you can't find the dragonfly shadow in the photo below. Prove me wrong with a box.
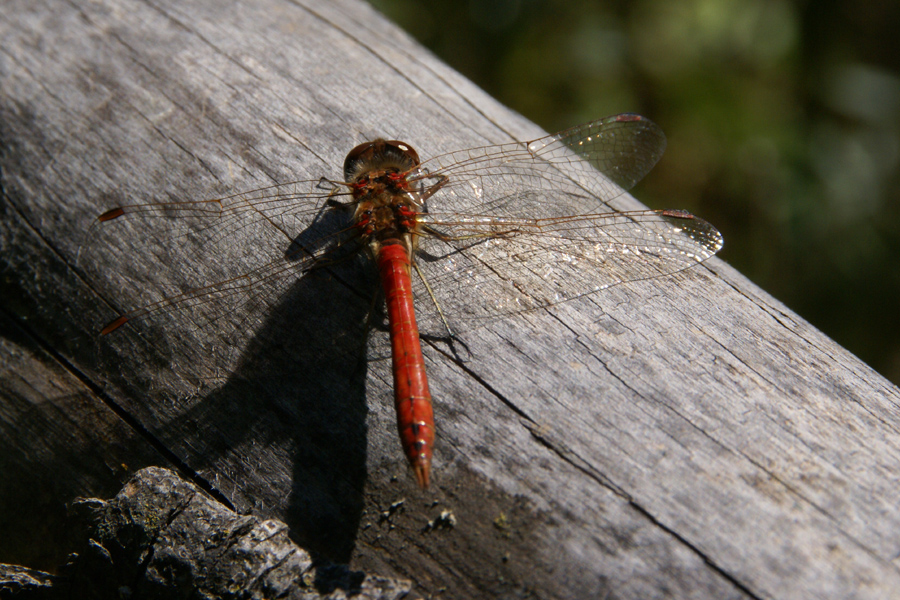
[173,252,377,562]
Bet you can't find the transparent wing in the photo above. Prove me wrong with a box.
[410,114,665,216]
[93,179,363,337]
[96,179,354,266]
[99,224,365,337]
[413,208,723,333]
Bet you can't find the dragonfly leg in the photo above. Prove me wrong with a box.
[417,173,450,204]
[412,260,455,339]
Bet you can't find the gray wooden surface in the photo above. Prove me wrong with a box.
[2,0,900,598]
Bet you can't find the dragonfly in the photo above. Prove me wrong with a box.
[97,114,723,488]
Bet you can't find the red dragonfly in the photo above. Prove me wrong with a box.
[97,114,723,488]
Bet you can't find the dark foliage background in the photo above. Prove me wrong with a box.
[372,0,900,385]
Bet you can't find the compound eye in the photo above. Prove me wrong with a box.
[384,140,420,166]
[343,141,379,181]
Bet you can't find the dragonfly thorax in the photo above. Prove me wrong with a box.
[354,192,421,257]
[345,139,423,256]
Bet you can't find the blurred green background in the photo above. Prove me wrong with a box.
[372,0,900,386]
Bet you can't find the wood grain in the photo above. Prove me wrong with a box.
[2,0,900,598]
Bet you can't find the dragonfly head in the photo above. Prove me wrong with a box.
[343,139,420,183]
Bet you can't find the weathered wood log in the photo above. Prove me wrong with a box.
[2,0,900,598]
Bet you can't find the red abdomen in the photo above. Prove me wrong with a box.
[376,242,434,488]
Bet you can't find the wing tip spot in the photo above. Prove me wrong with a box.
[98,207,125,222]
[101,316,129,335]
